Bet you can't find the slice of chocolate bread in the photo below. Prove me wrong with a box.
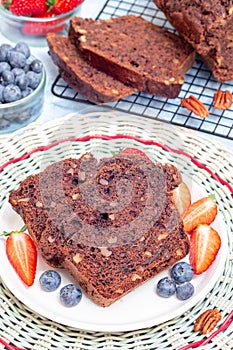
[9,152,190,307]
[69,15,195,98]
[46,33,136,104]
[9,154,96,267]
[154,0,233,82]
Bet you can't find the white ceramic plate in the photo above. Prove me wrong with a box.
[0,178,228,332]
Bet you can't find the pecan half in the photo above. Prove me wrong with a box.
[194,309,222,334]
[213,90,233,110]
[181,95,209,118]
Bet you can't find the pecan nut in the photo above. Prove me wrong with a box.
[181,95,209,118]
[194,309,222,334]
[213,90,233,110]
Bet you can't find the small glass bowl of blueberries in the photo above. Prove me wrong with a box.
[0,41,46,134]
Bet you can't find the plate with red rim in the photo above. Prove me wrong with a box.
[0,111,232,334]
[0,144,229,332]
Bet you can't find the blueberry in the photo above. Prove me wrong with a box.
[15,74,28,90]
[39,270,61,292]
[176,282,194,300]
[0,85,4,102]
[3,84,22,103]
[0,62,11,74]
[12,67,25,78]
[156,277,176,298]
[171,262,194,284]
[14,110,32,123]
[1,70,15,86]
[23,63,30,73]
[21,87,33,98]
[60,284,82,307]
[26,71,41,89]
[0,43,13,62]
[15,42,30,59]
[30,59,43,73]
[0,41,43,108]
[0,118,10,129]
[8,50,27,68]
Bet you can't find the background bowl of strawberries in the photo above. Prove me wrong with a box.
[0,0,84,46]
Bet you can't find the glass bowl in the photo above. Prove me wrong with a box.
[0,2,83,47]
[0,67,46,135]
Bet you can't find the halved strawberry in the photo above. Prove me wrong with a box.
[1,226,37,287]
[121,147,151,162]
[172,181,191,217]
[189,224,221,274]
[183,195,218,233]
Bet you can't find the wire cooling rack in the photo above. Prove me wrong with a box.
[51,0,233,140]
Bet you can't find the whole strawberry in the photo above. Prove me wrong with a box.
[51,0,84,14]
[22,11,66,36]
[4,0,49,16]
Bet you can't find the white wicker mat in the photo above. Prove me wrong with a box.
[0,110,232,350]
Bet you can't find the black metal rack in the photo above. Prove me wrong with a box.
[51,0,233,140]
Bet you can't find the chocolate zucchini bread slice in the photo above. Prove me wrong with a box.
[9,152,190,307]
[46,33,136,104]
[154,0,233,82]
[69,15,195,98]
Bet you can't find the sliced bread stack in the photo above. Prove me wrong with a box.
[9,152,190,307]
[47,15,195,104]
[46,33,136,104]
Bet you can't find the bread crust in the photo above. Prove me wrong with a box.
[46,33,136,104]
[154,0,233,82]
[69,15,195,97]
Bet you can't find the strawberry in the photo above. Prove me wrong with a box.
[6,0,48,16]
[121,147,152,162]
[1,225,37,287]
[183,195,218,233]
[189,224,221,274]
[172,181,191,217]
[50,0,83,14]
[22,11,66,36]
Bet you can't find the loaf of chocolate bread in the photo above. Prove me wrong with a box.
[9,152,190,307]
[46,33,136,104]
[69,15,195,98]
[154,0,233,82]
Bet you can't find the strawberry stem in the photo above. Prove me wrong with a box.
[2,0,12,10]
[46,0,56,12]
[209,194,216,202]
[1,225,27,237]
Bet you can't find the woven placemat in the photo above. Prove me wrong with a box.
[0,110,232,350]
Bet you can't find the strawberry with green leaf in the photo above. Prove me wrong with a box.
[189,224,221,274]
[50,0,84,14]
[1,225,37,287]
[3,0,49,16]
